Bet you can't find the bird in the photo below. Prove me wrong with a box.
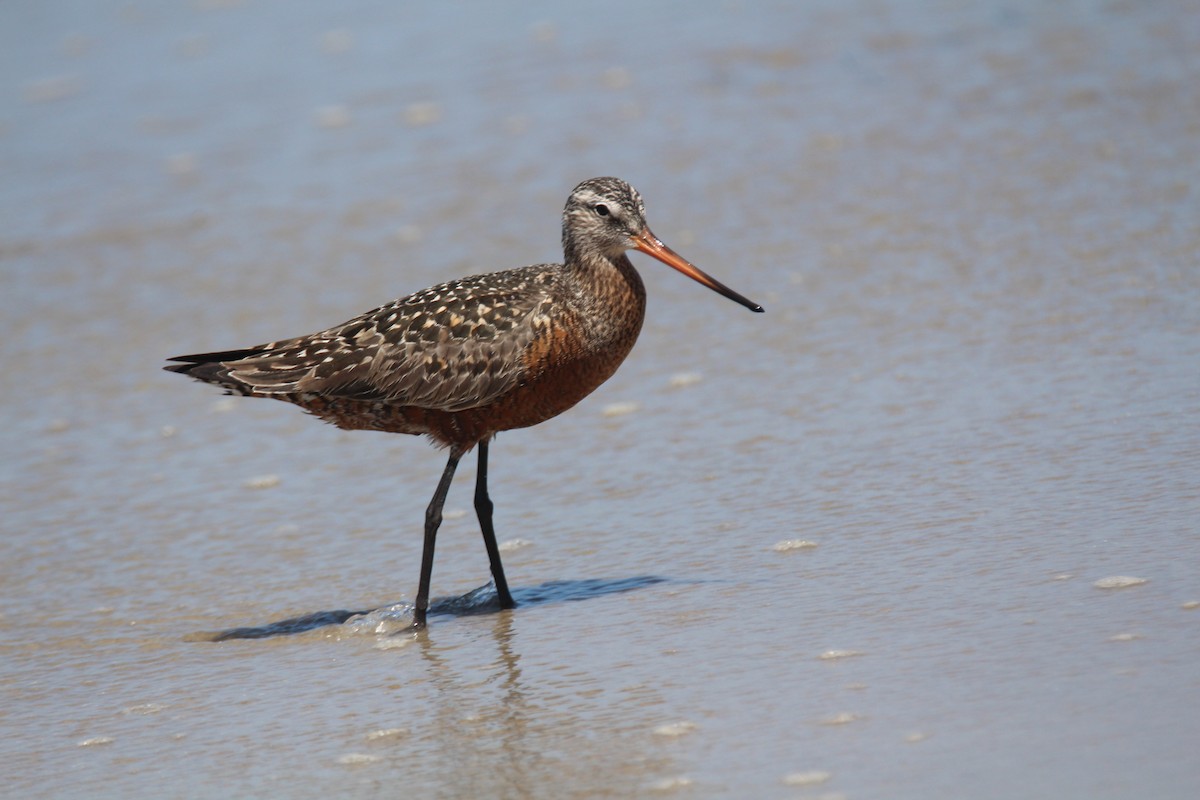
[166,177,763,630]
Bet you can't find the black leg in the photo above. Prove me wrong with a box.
[413,446,463,629]
[475,440,516,609]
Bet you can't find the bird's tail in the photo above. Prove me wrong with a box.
[164,347,275,396]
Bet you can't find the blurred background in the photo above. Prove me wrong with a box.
[3,1,1197,798]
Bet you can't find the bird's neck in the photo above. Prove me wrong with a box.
[565,249,645,301]
[562,251,647,344]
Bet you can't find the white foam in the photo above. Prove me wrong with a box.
[668,372,702,388]
[653,721,698,737]
[404,102,441,127]
[244,474,280,489]
[1093,576,1148,589]
[772,539,818,552]
[373,636,414,650]
[315,106,350,129]
[320,29,354,55]
[337,753,379,765]
[364,728,408,741]
[782,770,832,786]
[602,401,639,417]
[818,712,860,726]
[647,776,692,792]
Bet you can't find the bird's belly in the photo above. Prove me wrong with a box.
[480,347,627,431]
[431,333,635,446]
[302,322,639,448]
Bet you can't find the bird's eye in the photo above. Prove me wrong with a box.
[593,204,609,217]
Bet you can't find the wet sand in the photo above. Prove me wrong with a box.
[3,1,1198,798]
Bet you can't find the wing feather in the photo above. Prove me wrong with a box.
[168,265,559,413]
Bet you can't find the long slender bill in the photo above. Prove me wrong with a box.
[632,229,764,313]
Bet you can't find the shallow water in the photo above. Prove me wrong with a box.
[3,1,1198,798]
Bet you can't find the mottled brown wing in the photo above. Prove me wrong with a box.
[174,265,560,412]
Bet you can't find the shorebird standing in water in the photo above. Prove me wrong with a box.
[167,177,763,629]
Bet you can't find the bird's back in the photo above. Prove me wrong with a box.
[167,260,645,447]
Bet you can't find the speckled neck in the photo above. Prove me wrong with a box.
[561,250,647,350]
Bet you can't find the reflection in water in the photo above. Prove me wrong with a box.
[183,577,685,797]
[414,611,535,799]
[406,598,678,800]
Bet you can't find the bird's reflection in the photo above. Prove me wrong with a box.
[412,607,533,798]
[404,576,678,799]
[188,574,681,796]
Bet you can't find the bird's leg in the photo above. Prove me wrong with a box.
[413,446,463,629]
[475,440,516,609]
